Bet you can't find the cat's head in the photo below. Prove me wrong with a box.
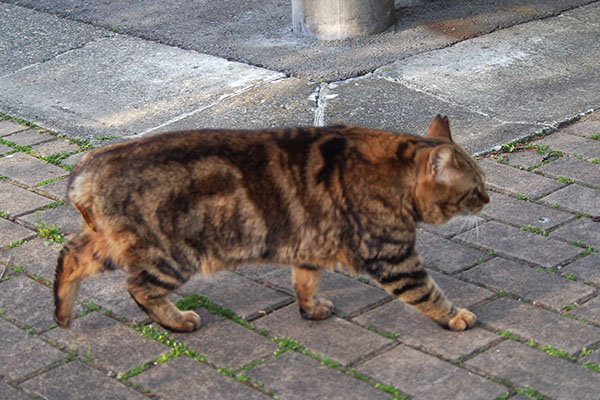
[414,115,489,225]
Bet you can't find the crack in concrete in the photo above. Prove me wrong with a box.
[312,82,330,127]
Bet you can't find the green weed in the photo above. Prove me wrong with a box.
[36,218,65,244]
[516,193,530,200]
[175,293,254,330]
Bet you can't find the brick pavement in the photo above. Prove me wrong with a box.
[1,114,600,399]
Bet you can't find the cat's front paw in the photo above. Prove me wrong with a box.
[447,308,476,331]
[299,298,333,320]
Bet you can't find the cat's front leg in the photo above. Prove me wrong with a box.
[365,252,475,331]
[292,264,333,320]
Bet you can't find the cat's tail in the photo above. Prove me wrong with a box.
[53,229,109,328]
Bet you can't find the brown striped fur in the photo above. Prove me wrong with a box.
[54,115,488,332]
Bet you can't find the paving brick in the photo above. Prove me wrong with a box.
[0,152,67,187]
[0,181,54,216]
[0,275,82,332]
[561,253,600,285]
[179,271,294,321]
[256,268,391,318]
[171,309,279,369]
[536,156,600,186]
[0,381,27,400]
[540,184,600,215]
[132,355,270,400]
[20,204,81,237]
[550,216,600,249]
[44,312,170,376]
[0,143,12,154]
[2,129,52,146]
[255,304,392,366]
[561,111,600,138]
[536,132,600,160]
[353,300,498,360]
[417,229,490,274]
[61,151,87,166]
[455,221,581,268]
[498,149,547,170]
[466,341,600,400]
[0,238,62,279]
[235,264,281,280]
[0,318,65,381]
[78,270,150,324]
[478,159,565,200]
[357,344,507,400]
[245,351,389,400]
[31,139,80,157]
[572,295,600,325]
[419,215,486,239]
[0,120,27,136]
[429,270,495,309]
[480,192,573,230]
[474,297,600,354]
[37,177,69,200]
[21,360,146,400]
[0,218,35,248]
[580,347,600,366]
[461,257,595,310]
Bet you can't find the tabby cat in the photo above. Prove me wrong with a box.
[54,115,488,332]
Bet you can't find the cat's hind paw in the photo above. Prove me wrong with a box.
[447,308,476,331]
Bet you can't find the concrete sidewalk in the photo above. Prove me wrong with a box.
[1,0,600,399]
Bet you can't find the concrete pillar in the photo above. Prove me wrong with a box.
[292,0,396,40]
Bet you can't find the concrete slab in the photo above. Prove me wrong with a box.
[245,351,389,400]
[322,74,539,154]
[466,341,600,400]
[357,344,507,400]
[0,3,112,76]
[0,35,284,140]
[376,13,600,127]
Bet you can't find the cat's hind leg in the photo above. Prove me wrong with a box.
[367,253,475,331]
[292,264,333,320]
[126,259,200,332]
[54,230,110,328]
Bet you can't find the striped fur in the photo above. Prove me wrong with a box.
[54,115,488,332]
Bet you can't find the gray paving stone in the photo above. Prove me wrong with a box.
[161,78,316,132]
[255,304,392,366]
[44,312,170,376]
[0,318,65,381]
[31,139,80,157]
[20,204,81,237]
[498,149,547,170]
[353,300,498,361]
[180,271,294,321]
[0,218,35,249]
[132,355,270,400]
[0,181,54,217]
[0,120,27,136]
[21,360,146,400]
[61,151,86,166]
[0,152,68,187]
[478,159,565,200]
[419,215,486,239]
[560,111,600,139]
[245,351,389,400]
[580,347,600,366]
[474,297,600,354]
[235,264,282,280]
[0,35,283,140]
[455,221,581,268]
[536,156,600,187]
[357,344,507,400]
[536,132,600,160]
[428,270,495,309]
[561,253,600,285]
[171,309,279,369]
[550,217,600,249]
[572,296,600,325]
[78,270,150,325]
[0,238,61,279]
[461,257,595,310]
[540,184,600,216]
[36,177,69,200]
[417,229,492,274]
[0,275,79,332]
[480,192,573,230]
[0,381,27,400]
[466,341,600,400]
[2,129,52,147]
[0,143,12,154]
[256,268,391,318]
[323,74,538,155]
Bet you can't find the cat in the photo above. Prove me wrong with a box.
[54,115,489,333]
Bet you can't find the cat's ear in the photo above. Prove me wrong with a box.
[426,115,453,142]
[428,145,455,183]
